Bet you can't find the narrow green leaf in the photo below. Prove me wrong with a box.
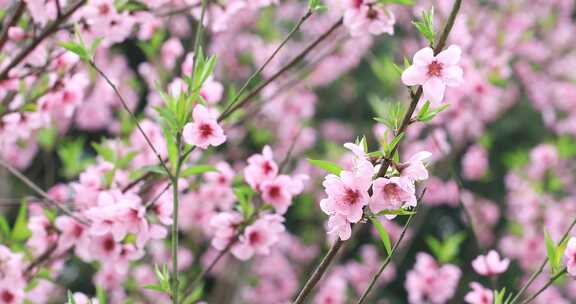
[11,199,31,241]
[371,217,392,256]
[180,165,217,177]
[307,159,343,175]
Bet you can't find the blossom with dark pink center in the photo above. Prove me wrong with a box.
[471,250,510,276]
[370,176,417,217]
[564,237,576,276]
[464,282,493,304]
[244,145,279,191]
[183,104,226,149]
[402,45,464,104]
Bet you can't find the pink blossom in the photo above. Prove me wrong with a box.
[210,211,244,251]
[471,250,510,276]
[231,214,285,260]
[244,145,279,191]
[183,104,226,149]
[326,214,353,241]
[370,176,417,216]
[405,252,461,304]
[564,237,576,276]
[464,282,493,304]
[343,1,395,37]
[401,45,464,104]
[462,145,488,181]
[400,151,432,182]
[260,174,305,214]
[320,160,373,224]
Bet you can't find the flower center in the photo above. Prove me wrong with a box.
[103,237,115,252]
[268,185,281,199]
[199,123,214,138]
[427,60,443,77]
[248,230,263,245]
[343,188,361,205]
[262,161,274,175]
[1,290,15,303]
[383,183,401,201]
[352,0,363,9]
[366,7,378,20]
[98,4,111,16]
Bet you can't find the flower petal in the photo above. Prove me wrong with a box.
[436,45,461,65]
[442,66,464,87]
[413,47,434,66]
[401,65,427,86]
[423,77,446,104]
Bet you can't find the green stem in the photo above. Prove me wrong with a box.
[171,136,183,303]
[519,268,567,304]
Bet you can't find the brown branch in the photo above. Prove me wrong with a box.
[0,0,86,81]
[89,61,174,180]
[0,1,26,52]
[0,158,88,224]
[292,1,463,302]
[218,17,343,122]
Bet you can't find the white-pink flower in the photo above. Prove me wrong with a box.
[231,214,285,260]
[320,160,373,224]
[260,175,306,214]
[183,104,226,149]
[244,145,278,191]
[471,250,510,276]
[401,45,463,104]
[464,282,493,304]
[370,176,416,216]
[343,1,395,37]
[564,237,576,276]
[400,151,432,182]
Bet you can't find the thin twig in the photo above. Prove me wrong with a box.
[293,1,463,302]
[0,1,26,52]
[0,0,86,81]
[355,203,421,304]
[122,12,334,194]
[519,268,567,304]
[89,61,174,180]
[219,8,313,119]
[218,17,343,122]
[0,158,88,225]
[510,216,576,303]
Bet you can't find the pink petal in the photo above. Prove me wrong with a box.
[443,66,464,87]
[413,47,434,66]
[401,65,428,86]
[436,45,461,66]
[423,77,446,104]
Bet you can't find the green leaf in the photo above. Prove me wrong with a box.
[11,199,31,242]
[371,217,392,256]
[544,229,568,276]
[386,132,404,155]
[308,0,327,11]
[418,103,450,122]
[375,208,416,216]
[182,283,204,304]
[59,41,89,61]
[141,165,170,176]
[544,229,557,273]
[426,232,466,263]
[143,284,167,293]
[92,142,115,163]
[96,286,107,304]
[37,127,57,150]
[234,186,255,219]
[67,291,77,304]
[0,215,9,240]
[180,165,217,177]
[378,0,414,5]
[412,7,435,44]
[308,159,343,175]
